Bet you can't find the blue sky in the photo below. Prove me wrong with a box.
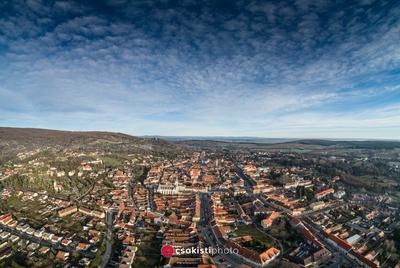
[0,0,400,139]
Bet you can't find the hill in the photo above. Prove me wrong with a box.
[175,138,400,151]
[288,139,400,149]
[0,127,185,158]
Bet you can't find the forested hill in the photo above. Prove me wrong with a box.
[0,127,185,157]
[175,138,400,150]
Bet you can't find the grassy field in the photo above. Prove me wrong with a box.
[131,231,163,268]
[0,196,24,210]
[0,196,54,228]
[231,224,274,250]
[99,156,124,167]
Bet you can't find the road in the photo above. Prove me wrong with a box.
[199,194,264,268]
[199,194,240,267]
[0,223,95,258]
[232,166,361,268]
[257,194,292,214]
[235,165,255,193]
[255,194,359,267]
[128,177,140,211]
[76,180,95,202]
[147,185,156,211]
[100,209,115,268]
[302,216,361,267]
[299,201,344,217]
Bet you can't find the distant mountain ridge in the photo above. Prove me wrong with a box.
[146,135,400,143]
[287,139,400,149]
[170,137,400,150]
[1,128,399,154]
[145,135,296,143]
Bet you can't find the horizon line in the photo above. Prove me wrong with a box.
[1,126,400,142]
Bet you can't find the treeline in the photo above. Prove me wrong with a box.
[263,154,398,180]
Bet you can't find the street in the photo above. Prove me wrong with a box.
[0,223,95,258]
[100,209,116,268]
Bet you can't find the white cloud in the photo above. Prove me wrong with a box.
[0,0,399,138]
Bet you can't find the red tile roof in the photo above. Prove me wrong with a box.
[328,234,352,251]
[349,250,379,268]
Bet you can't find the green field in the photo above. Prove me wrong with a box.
[131,230,163,268]
[231,224,274,251]
[99,156,125,167]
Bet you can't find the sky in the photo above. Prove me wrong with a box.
[0,0,400,139]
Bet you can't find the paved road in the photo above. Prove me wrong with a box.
[255,194,358,267]
[100,209,115,268]
[199,194,262,268]
[76,180,95,202]
[300,201,344,217]
[147,185,156,211]
[128,178,140,211]
[0,223,95,258]
[235,166,255,193]
[257,194,292,214]
[199,194,238,267]
[302,216,361,267]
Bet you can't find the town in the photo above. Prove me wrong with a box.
[1,136,399,268]
[1,0,400,266]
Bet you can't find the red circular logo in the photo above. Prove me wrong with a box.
[161,245,174,257]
